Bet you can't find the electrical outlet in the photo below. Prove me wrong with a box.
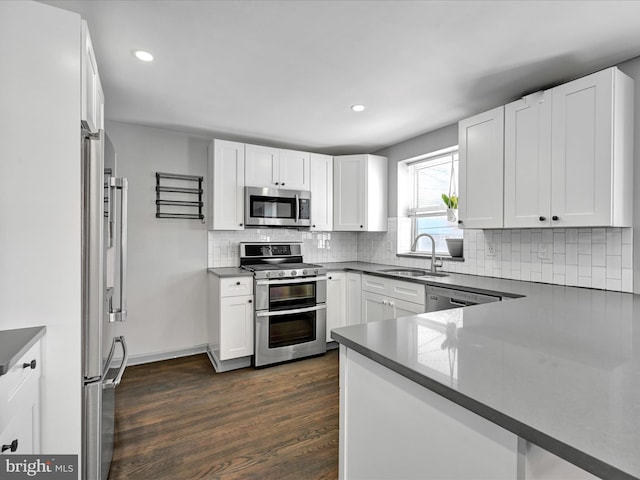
[486,242,495,256]
[386,241,393,252]
[538,243,551,260]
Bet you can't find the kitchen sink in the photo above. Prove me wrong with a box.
[378,268,449,278]
[379,268,429,276]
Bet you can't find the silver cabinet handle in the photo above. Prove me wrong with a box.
[103,336,128,388]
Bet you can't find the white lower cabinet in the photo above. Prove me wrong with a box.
[361,274,425,322]
[345,273,362,326]
[0,338,42,456]
[208,275,254,372]
[326,272,346,342]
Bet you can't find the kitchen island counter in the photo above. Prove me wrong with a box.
[331,263,640,479]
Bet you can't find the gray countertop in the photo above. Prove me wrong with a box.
[207,267,252,278]
[328,261,640,480]
[0,326,46,375]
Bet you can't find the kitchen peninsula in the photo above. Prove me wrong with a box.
[331,269,640,479]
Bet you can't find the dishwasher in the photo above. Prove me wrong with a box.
[425,285,501,311]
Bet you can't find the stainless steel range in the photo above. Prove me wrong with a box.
[240,242,327,367]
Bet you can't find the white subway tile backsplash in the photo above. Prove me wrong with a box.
[591,243,606,267]
[208,221,633,293]
[606,229,622,255]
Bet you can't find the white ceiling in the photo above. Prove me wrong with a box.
[42,0,640,154]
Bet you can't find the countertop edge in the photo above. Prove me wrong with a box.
[207,268,253,278]
[0,326,46,376]
[331,331,637,480]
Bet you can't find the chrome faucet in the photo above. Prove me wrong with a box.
[411,233,438,273]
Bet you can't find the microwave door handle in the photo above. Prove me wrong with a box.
[295,194,299,223]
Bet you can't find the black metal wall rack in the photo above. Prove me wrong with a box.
[155,172,204,220]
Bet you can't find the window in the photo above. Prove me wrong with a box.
[404,146,462,255]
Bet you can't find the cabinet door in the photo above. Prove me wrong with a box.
[504,91,552,228]
[334,155,366,231]
[81,22,100,132]
[209,140,245,230]
[310,153,333,231]
[220,295,254,360]
[245,144,279,187]
[361,291,391,323]
[0,402,36,455]
[279,149,310,190]
[345,273,362,326]
[326,272,346,341]
[550,68,615,227]
[458,106,504,228]
[388,298,425,318]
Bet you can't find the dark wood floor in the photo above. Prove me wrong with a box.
[108,350,339,480]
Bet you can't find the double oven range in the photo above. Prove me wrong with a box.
[240,242,327,367]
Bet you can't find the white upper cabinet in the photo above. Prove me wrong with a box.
[333,154,388,231]
[245,144,279,187]
[550,67,633,227]
[245,144,310,190]
[458,106,505,229]
[310,153,333,231]
[279,149,311,190]
[504,91,552,228]
[207,140,245,230]
[81,21,103,132]
[504,67,633,228]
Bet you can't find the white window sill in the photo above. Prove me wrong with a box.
[396,252,465,262]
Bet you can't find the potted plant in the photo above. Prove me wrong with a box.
[441,193,458,222]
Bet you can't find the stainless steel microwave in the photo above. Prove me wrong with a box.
[244,186,311,228]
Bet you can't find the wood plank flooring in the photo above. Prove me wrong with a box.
[108,350,339,480]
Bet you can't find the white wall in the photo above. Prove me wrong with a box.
[106,121,209,361]
[0,0,82,457]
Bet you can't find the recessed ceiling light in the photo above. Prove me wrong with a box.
[351,104,365,112]
[133,50,154,62]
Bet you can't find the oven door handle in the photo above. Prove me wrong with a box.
[256,275,328,286]
[256,304,327,317]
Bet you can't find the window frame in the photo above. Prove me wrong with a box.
[403,146,461,257]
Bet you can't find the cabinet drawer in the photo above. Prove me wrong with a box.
[389,279,425,305]
[0,341,41,404]
[220,277,253,297]
[362,275,389,295]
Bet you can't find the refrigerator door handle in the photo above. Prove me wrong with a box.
[109,177,128,322]
[103,336,128,388]
[83,129,105,380]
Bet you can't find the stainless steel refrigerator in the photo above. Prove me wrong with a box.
[82,126,128,480]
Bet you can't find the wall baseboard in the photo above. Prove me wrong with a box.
[206,346,252,372]
[126,345,208,366]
